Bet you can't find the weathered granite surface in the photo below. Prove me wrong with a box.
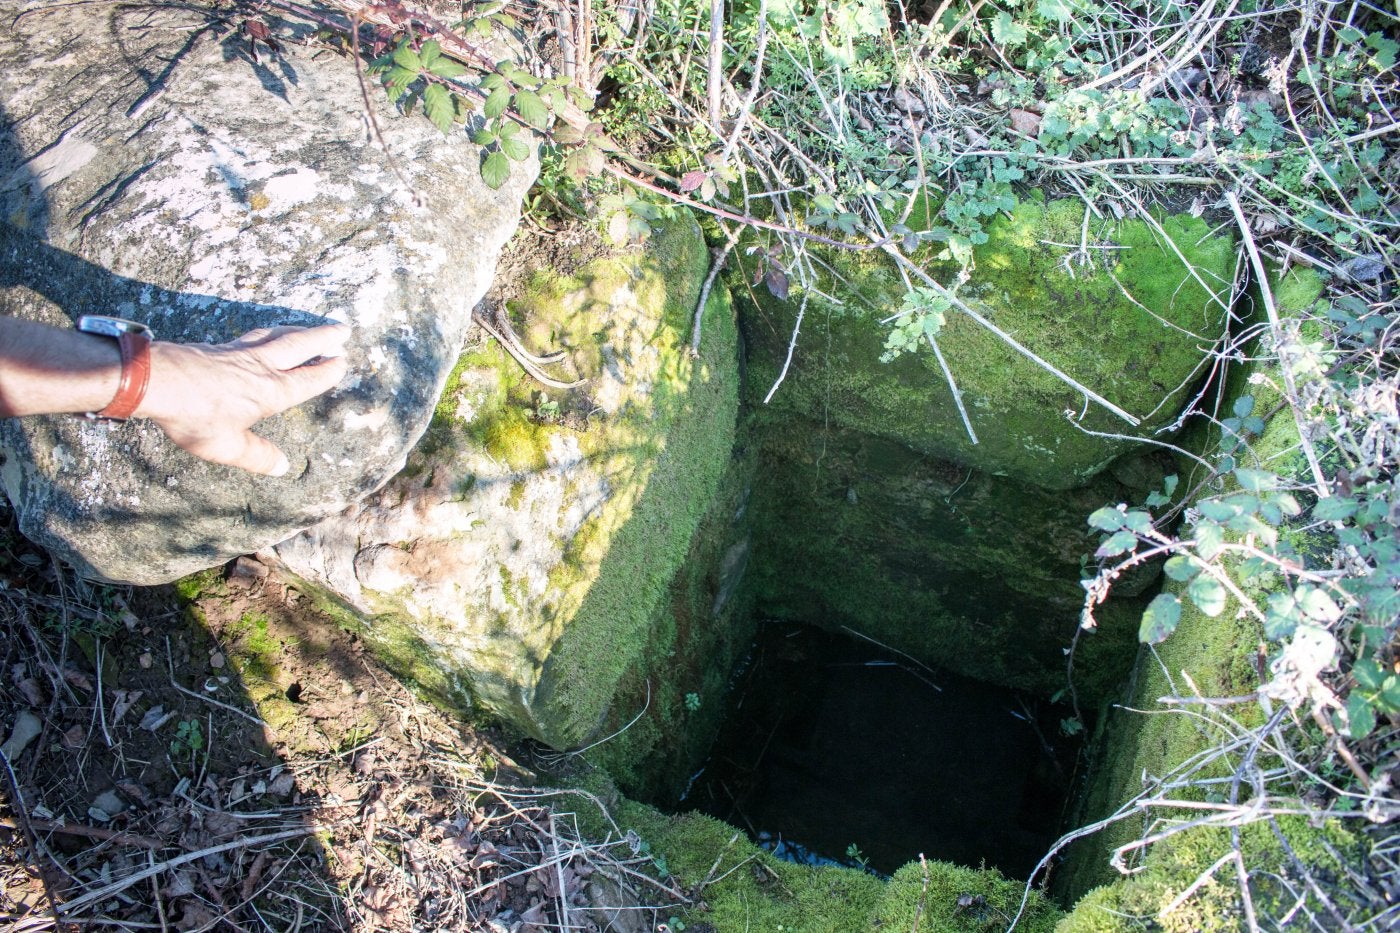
[0,2,536,583]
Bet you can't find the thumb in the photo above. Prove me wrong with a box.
[179,430,292,477]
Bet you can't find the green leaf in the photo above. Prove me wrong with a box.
[1164,555,1201,582]
[1188,575,1227,617]
[1381,676,1400,714]
[1264,592,1300,640]
[430,58,469,80]
[1195,520,1224,560]
[500,133,531,161]
[1198,499,1237,522]
[1036,0,1074,23]
[1353,658,1385,691]
[418,40,441,69]
[1346,691,1375,739]
[1313,496,1357,521]
[481,150,511,189]
[1088,506,1125,532]
[1234,468,1276,493]
[498,120,520,138]
[1232,395,1255,417]
[472,128,497,146]
[483,85,510,118]
[481,73,507,90]
[991,11,1028,47]
[1096,530,1138,558]
[1140,593,1182,645]
[386,66,418,89]
[423,84,454,134]
[393,42,422,73]
[514,89,550,128]
[1296,585,1342,623]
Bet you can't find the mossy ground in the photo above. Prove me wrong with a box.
[735,195,1235,489]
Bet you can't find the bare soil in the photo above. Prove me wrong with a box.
[0,506,678,932]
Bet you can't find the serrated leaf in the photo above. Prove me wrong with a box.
[1164,474,1179,497]
[481,73,506,90]
[386,66,419,89]
[1036,0,1074,23]
[1198,499,1237,522]
[1195,520,1224,561]
[1140,593,1182,644]
[481,150,511,189]
[680,170,707,193]
[430,58,469,80]
[419,40,441,68]
[1088,506,1125,532]
[423,84,454,134]
[500,134,531,161]
[991,11,1028,47]
[1346,691,1375,739]
[1353,657,1385,691]
[1163,555,1201,582]
[1095,530,1138,558]
[483,85,510,118]
[1233,394,1255,418]
[1188,575,1227,617]
[1296,585,1342,623]
[393,43,422,73]
[498,120,520,138]
[1313,496,1357,521]
[472,128,497,146]
[514,89,550,128]
[1264,592,1300,640]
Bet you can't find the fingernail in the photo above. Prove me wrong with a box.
[269,454,291,478]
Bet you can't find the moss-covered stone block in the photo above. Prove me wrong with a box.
[736,196,1234,489]
[746,412,1150,703]
[274,213,741,750]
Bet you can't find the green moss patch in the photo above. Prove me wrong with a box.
[735,195,1234,489]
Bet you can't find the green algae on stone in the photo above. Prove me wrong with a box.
[273,212,740,751]
[736,196,1235,489]
[745,411,1147,703]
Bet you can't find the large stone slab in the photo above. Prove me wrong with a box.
[275,216,742,749]
[0,2,535,583]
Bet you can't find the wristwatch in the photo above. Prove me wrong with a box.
[77,315,155,420]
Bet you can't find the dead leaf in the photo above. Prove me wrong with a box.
[679,170,707,193]
[764,267,790,300]
[268,772,295,797]
[16,677,43,706]
[140,705,173,732]
[61,668,94,692]
[208,652,225,670]
[138,652,153,669]
[61,724,85,749]
[1009,108,1042,136]
[110,690,143,726]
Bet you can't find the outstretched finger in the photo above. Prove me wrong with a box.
[180,429,292,477]
[253,324,352,371]
[272,354,349,409]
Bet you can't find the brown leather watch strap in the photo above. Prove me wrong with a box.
[97,330,153,420]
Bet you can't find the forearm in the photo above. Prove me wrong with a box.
[0,316,125,417]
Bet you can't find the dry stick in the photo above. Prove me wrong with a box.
[763,291,808,404]
[911,854,932,933]
[707,0,724,130]
[0,816,163,850]
[547,813,572,933]
[926,333,978,445]
[1225,191,1330,498]
[883,247,1141,426]
[719,0,768,166]
[690,224,740,355]
[164,636,264,727]
[474,315,585,389]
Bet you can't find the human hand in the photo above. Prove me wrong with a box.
[135,324,351,476]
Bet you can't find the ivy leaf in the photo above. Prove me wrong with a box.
[514,89,550,128]
[1140,593,1182,645]
[483,85,510,119]
[1188,575,1227,617]
[991,12,1028,47]
[422,84,455,134]
[481,150,511,189]
[1163,555,1201,582]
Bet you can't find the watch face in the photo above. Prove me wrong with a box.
[77,315,155,340]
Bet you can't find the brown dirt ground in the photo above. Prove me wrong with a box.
[0,505,682,932]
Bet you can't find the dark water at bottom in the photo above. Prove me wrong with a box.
[687,623,1081,879]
